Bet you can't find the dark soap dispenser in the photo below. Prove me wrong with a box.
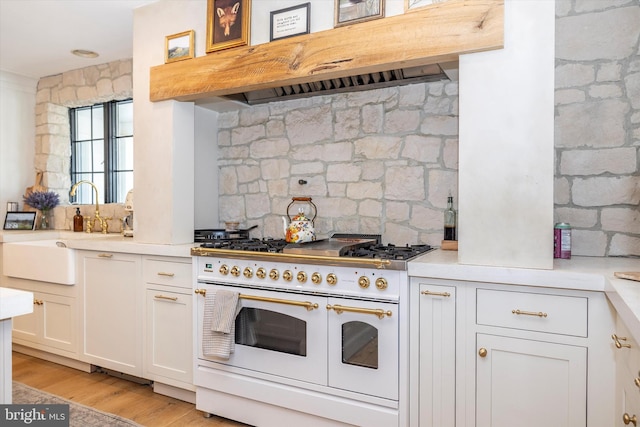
[73,208,83,232]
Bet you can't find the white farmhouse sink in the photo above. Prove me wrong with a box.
[3,240,75,285]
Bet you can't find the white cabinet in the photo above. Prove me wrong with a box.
[475,334,586,427]
[12,292,76,355]
[410,281,456,427]
[613,316,640,427]
[143,256,193,391]
[78,251,142,377]
[410,278,616,427]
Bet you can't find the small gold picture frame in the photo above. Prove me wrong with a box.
[335,0,384,28]
[165,30,195,63]
[206,0,251,53]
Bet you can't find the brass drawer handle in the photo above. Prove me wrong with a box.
[98,253,113,258]
[512,309,547,318]
[612,334,632,349]
[157,272,175,277]
[154,294,178,301]
[421,290,451,297]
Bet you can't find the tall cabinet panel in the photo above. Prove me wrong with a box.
[79,251,142,376]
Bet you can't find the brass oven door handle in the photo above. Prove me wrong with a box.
[512,309,547,318]
[194,289,319,311]
[157,272,175,277]
[239,294,319,311]
[326,304,392,319]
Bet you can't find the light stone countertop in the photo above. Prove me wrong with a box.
[408,249,640,343]
[0,287,33,320]
[0,230,194,258]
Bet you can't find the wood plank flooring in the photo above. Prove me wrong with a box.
[11,352,249,427]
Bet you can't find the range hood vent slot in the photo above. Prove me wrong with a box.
[225,63,451,105]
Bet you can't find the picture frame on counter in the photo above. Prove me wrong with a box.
[206,0,251,53]
[165,30,195,63]
[3,212,36,230]
[270,3,310,42]
[335,0,384,28]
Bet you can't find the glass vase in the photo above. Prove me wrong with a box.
[39,210,50,230]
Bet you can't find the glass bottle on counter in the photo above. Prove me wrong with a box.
[73,208,83,232]
[444,196,457,241]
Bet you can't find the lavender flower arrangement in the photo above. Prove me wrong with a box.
[24,190,60,211]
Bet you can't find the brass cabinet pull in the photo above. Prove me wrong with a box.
[612,334,632,349]
[478,347,487,358]
[193,289,318,311]
[157,272,175,277]
[154,294,178,301]
[623,413,637,426]
[33,299,43,306]
[98,253,113,258]
[512,309,547,318]
[326,304,392,319]
[421,290,451,297]
[635,378,640,389]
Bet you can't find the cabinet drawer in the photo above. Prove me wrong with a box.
[476,289,588,337]
[143,258,192,288]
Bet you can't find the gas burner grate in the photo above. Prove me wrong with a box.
[200,238,288,253]
[343,243,433,260]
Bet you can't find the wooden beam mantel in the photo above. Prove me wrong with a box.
[150,0,503,102]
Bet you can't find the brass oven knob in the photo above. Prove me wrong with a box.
[283,270,293,281]
[269,269,279,280]
[311,272,322,285]
[219,264,229,275]
[243,267,253,278]
[358,276,370,289]
[297,271,307,283]
[375,277,388,290]
[256,267,266,279]
[326,273,338,286]
[230,266,241,277]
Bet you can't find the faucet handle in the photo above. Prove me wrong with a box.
[85,217,93,233]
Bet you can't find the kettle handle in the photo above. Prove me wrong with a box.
[286,197,317,223]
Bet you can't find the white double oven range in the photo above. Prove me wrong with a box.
[191,235,434,427]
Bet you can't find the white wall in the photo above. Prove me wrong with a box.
[0,71,37,219]
[459,0,555,269]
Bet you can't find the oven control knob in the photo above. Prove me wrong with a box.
[375,277,388,290]
[326,273,338,286]
[269,269,279,280]
[311,272,322,285]
[243,267,253,278]
[283,270,293,281]
[230,266,241,277]
[256,267,267,279]
[358,276,370,289]
[219,264,229,275]
[297,271,307,283]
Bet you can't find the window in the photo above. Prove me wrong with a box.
[69,99,133,204]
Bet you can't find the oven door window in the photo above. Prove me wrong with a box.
[235,307,306,356]
[342,321,378,369]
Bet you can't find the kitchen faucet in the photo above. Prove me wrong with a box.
[69,180,111,233]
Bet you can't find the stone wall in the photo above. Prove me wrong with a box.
[555,0,640,256]
[216,0,640,256]
[217,82,460,246]
[34,59,132,231]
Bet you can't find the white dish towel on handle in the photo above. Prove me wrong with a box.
[202,290,240,359]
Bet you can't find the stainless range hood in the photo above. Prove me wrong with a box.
[222,62,459,105]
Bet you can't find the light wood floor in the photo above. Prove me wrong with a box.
[12,352,249,427]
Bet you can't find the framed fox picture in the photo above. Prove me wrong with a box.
[206,0,251,53]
